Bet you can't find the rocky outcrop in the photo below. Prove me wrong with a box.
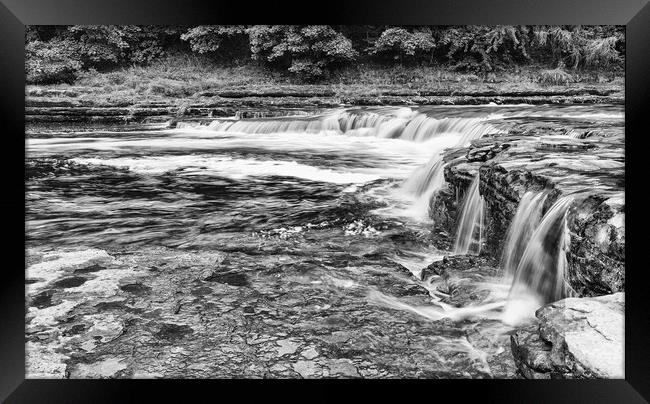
[431,130,625,296]
[25,83,623,126]
[510,292,624,379]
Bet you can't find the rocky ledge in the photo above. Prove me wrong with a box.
[432,128,624,296]
[25,84,623,127]
[510,292,624,379]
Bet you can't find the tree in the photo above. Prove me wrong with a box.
[25,38,82,84]
[65,25,183,68]
[368,27,436,64]
[434,25,532,72]
[180,25,249,60]
[247,25,358,81]
[67,25,138,67]
[531,25,623,69]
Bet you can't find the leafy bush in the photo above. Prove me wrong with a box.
[25,39,82,84]
[128,26,184,65]
[583,36,622,68]
[531,25,624,69]
[247,25,358,81]
[435,25,532,73]
[66,25,183,68]
[368,27,435,64]
[67,25,137,67]
[180,25,248,56]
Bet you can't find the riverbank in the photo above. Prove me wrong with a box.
[25,64,624,129]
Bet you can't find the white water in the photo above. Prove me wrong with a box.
[28,106,593,330]
[503,196,574,323]
[501,191,549,276]
[453,175,485,255]
[173,107,502,221]
[71,155,389,185]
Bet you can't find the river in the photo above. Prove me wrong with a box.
[25,103,624,378]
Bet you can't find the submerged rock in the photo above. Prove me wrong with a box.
[510,292,624,379]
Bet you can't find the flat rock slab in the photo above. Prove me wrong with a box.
[511,292,624,379]
[25,242,517,379]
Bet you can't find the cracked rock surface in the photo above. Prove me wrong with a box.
[26,240,517,379]
[510,292,624,379]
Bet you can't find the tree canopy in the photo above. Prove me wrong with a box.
[25,25,625,84]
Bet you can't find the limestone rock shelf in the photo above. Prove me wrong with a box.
[432,130,624,297]
[510,293,624,379]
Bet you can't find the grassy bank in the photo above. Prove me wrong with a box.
[26,55,624,104]
[24,55,624,129]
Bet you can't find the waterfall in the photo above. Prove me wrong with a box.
[206,115,342,135]
[403,157,445,197]
[500,191,549,276]
[453,175,485,255]
[502,196,573,324]
[194,108,500,144]
[184,107,502,219]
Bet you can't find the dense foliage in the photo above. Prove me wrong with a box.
[25,38,83,84]
[247,25,358,80]
[180,25,249,60]
[368,27,436,64]
[25,25,625,83]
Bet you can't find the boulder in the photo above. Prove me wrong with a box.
[511,293,624,379]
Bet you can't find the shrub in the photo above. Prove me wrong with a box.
[435,26,532,73]
[66,25,182,68]
[531,25,624,70]
[180,25,248,56]
[25,39,82,84]
[67,25,136,67]
[583,36,621,68]
[247,25,358,81]
[128,26,185,65]
[368,27,435,64]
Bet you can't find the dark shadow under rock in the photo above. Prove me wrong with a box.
[30,290,54,309]
[191,286,214,296]
[119,283,151,295]
[62,323,87,337]
[205,271,250,287]
[74,263,106,273]
[53,276,87,289]
[155,323,194,341]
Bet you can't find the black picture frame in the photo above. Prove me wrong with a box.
[2,0,648,402]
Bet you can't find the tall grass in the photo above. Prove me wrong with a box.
[28,53,620,103]
[537,68,573,85]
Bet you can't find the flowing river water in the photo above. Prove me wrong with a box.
[25,104,624,378]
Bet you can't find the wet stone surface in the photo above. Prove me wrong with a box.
[25,240,518,379]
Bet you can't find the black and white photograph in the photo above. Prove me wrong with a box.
[24,24,625,380]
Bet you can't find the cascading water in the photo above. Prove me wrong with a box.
[206,115,342,135]
[397,116,501,218]
[194,108,500,143]
[389,191,574,326]
[502,196,574,324]
[187,108,502,220]
[453,175,485,255]
[500,191,549,276]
